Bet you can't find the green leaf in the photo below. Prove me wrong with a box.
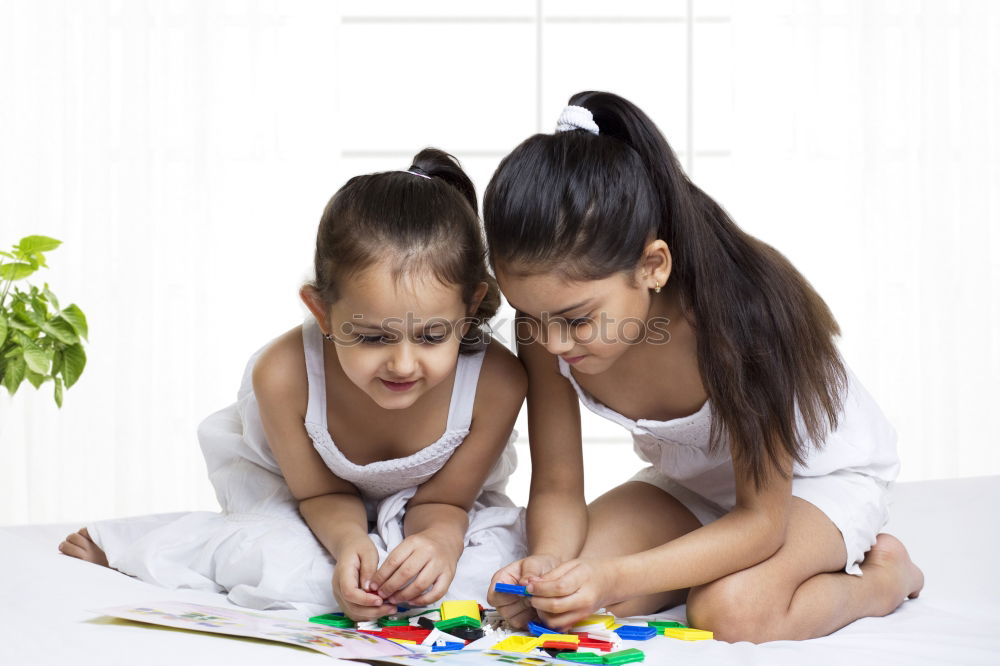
[51,348,63,375]
[0,315,7,347]
[30,294,48,320]
[42,318,78,344]
[62,343,86,388]
[25,367,45,389]
[2,356,25,395]
[0,251,14,259]
[0,262,35,281]
[17,235,62,254]
[54,376,64,407]
[22,340,50,375]
[60,304,88,340]
[42,283,60,311]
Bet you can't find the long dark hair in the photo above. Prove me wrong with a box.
[312,148,499,353]
[484,91,847,487]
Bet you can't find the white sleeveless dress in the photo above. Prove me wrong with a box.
[88,318,525,613]
[557,357,899,575]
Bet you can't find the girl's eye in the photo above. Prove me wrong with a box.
[419,332,448,344]
[358,334,386,345]
[567,316,592,328]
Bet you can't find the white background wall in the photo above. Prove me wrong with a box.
[1,0,997,525]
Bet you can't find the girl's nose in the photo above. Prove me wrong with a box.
[387,341,417,377]
[542,321,576,356]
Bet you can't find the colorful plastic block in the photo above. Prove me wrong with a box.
[662,627,713,641]
[432,641,466,652]
[378,615,411,627]
[440,600,481,622]
[435,615,482,631]
[492,635,543,653]
[576,634,615,652]
[494,582,532,597]
[603,648,645,664]
[613,625,657,641]
[556,652,603,664]
[449,626,485,642]
[646,620,686,634]
[539,633,580,645]
[573,614,616,629]
[308,612,356,628]
[528,619,560,636]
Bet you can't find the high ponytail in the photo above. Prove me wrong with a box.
[311,148,498,353]
[485,91,847,488]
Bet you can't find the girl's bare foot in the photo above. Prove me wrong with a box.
[58,527,109,567]
[862,533,924,614]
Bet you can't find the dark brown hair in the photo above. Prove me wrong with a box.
[484,91,847,487]
[312,148,499,353]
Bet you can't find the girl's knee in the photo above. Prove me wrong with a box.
[686,576,781,643]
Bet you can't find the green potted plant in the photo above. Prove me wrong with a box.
[0,235,88,407]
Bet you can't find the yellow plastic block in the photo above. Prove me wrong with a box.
[492,636,543,653]
[387,638,417,645]
[662,628,714,641]
[573,614,616,629]
[538,633,581,644]
[440,600,480,622]
[608,623,623,630]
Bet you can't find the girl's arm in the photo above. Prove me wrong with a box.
[368,341,527,606]
[529,449,793,627]
[252,333,393,617]
[518,326,590,562]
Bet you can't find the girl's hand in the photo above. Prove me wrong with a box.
[333,536,397,621]
[525,557,618,630]
[487,553,563,629]
[369,532,462,607]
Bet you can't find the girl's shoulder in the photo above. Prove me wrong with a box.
[473,339,528,414]
[250,324,309,415]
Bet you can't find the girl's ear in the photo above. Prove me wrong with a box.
[300,285,332,334]
[638,239,672,291]
[468,281,489,316]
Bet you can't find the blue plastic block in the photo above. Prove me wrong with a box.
[614,625,657,641]
[527,619,560,637]
[432,641,466,652]
[494,582,531,597]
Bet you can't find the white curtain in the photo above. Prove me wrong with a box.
[725,1,1000,482]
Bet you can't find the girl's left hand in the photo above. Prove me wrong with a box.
[369,532,462,607]
[525,557,619,629]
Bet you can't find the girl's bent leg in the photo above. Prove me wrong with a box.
[579,481,702,617]
[686,498,924,643]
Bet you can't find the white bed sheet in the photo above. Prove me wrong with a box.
[2,476,998,665]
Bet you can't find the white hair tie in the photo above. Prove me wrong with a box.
[401,169,431,180]
[556,105,599,136]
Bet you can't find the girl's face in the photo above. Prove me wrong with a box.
[496,245,672,376]
[306,260,482,410]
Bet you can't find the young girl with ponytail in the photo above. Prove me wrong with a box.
[485,92,922,643]
[60,149,527,619]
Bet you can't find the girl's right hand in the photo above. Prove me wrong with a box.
[487,553,562,629]
[333,536,397,621]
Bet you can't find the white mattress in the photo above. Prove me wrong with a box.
[2,476,998,665]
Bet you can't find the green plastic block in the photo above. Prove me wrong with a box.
[603,648,645,664]
[556,652,603,663]
[309,613,356,628]
[378,615,411,627]
[646,620,687,634]
[435,615,482,631]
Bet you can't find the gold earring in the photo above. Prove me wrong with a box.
[654,281,661,294]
